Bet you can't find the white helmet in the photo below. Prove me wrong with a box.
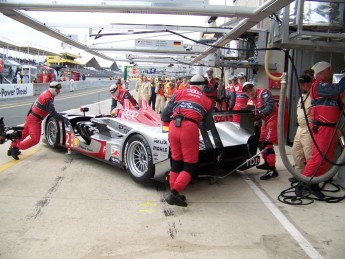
[190,74,207,91]
[109,84,119,95]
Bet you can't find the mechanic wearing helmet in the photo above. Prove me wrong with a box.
[8,81,67,160]
[238,72,246,86]
[204,68,219,107]
[301,61,345,179]
[161,74,213,207]
[242,82,279,180]
[109,84,138,116]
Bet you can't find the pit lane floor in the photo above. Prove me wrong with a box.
[0,100,344,259]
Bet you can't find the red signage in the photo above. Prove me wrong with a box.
[268,72,282,89]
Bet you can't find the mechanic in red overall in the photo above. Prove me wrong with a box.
[204,68,218,107]
[161,74,213,207]
[8,81,67,160]
[230,76,248,123]
[110,84,138,116]
[243,82,279,180]
[302,62,345,179]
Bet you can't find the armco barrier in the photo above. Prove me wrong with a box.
[1,79,112,99]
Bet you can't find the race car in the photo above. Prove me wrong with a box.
[43,99,259,184]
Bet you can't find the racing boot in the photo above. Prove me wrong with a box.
[260,169,278,180]
[8,147,20,160]
[256,162,270,170]
[178,194,186,201]
[309,184,325,199]
[165,192,188,207]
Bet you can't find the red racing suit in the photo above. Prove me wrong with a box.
[303,77,345,177]
[204,77,218,106]
[161,86,213,193]
[231,83,248,123]
[11,89,62,150]
[248,88,278,168]
[116,89,138,107]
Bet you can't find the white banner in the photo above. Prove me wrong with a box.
[0,83,34,99]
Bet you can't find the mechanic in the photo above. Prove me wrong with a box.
[204,68,218,107]
[8,81,67,160]
[302,61,345,179]
[291,75,312,179]
[110,80,123,112]
[109,84,138,116]
[230,76,248,123]
[243,82,279,180]
[161,74,213,207]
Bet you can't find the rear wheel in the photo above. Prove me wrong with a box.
[45,117,60,149]
[124,134,154,184]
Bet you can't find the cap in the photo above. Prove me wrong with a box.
[109,84,118,93]
[49,81,62,89]
[238,72,246,78]
[190,74,207,91]
[242,82,254,92]
[312,61,331,79]
[298,75,312,84]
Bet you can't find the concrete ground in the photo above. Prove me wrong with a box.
[0,99,344,259]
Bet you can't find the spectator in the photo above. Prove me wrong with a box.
[179,77,190,90]
[149,77,156,111]
[166,82,177,103]
[155,79,166,113]
[135,74,144,104]
[291,75,312,178]
[204,68,218,106]
[139,75,151,105]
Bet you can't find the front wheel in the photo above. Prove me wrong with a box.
[124,134,154,184]
[45,117,60,149]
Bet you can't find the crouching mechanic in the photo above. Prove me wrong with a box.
[161,74,213,207]
[8,81,68,160]
[242,82,279,180]
[109,84,139,116]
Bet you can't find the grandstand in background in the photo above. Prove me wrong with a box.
[0,39,123,84]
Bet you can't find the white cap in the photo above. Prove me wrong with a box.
[49,81,62,88]
[312,61,331,79]
[190,74,207,91]
[109,84,118,93]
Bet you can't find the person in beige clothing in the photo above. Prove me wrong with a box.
[139,75,152,104]
[135,74,144,103]
[292,75,312,175]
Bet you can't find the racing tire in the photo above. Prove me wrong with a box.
[45,117,60,149]
[124,134,154,184]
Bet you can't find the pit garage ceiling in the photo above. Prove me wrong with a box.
[0,0,295,66]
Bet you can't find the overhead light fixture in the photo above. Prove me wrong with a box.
[208,16,218,24]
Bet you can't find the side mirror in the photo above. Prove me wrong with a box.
[80,107,89,116]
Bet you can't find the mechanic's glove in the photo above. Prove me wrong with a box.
[62,116,69,125]
[111,108,120,117]
[261,140,268,149]
[255,112,263,121]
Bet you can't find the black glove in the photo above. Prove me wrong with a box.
[255,112,263,121]
[62,116,69,125]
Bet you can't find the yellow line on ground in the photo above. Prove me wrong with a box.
[0,148,39,173]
